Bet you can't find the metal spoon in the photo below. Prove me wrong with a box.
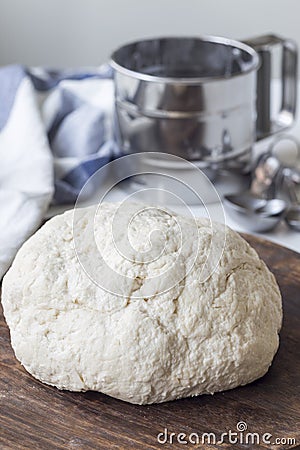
[224,193,287,232]
[285,206,300,231]
[281,167,300,231]
[223,135,300,232]
[224,150,288,231]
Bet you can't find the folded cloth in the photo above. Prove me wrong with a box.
[0,64,117,279]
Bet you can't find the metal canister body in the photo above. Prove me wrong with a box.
[111,36,297,179]
[114,69,256,173]
[111,37,259,175]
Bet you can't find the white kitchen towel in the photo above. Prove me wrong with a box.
[0,64,117,279]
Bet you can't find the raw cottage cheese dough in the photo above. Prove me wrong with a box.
[2,202,282,404]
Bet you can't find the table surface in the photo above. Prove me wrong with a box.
[0,234,299,450]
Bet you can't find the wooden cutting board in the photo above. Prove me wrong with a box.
[0,234,299,450]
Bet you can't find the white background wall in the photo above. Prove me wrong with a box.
[0,0,299,69]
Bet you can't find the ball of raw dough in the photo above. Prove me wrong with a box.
[1,202,282,404]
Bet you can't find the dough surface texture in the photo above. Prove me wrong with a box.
[2,202,282,404]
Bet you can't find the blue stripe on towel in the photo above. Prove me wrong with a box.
[53,154,112,204]
[0,65,26,131]
[28,65,113,91]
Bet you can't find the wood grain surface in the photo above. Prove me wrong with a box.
[0,234,299,450]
